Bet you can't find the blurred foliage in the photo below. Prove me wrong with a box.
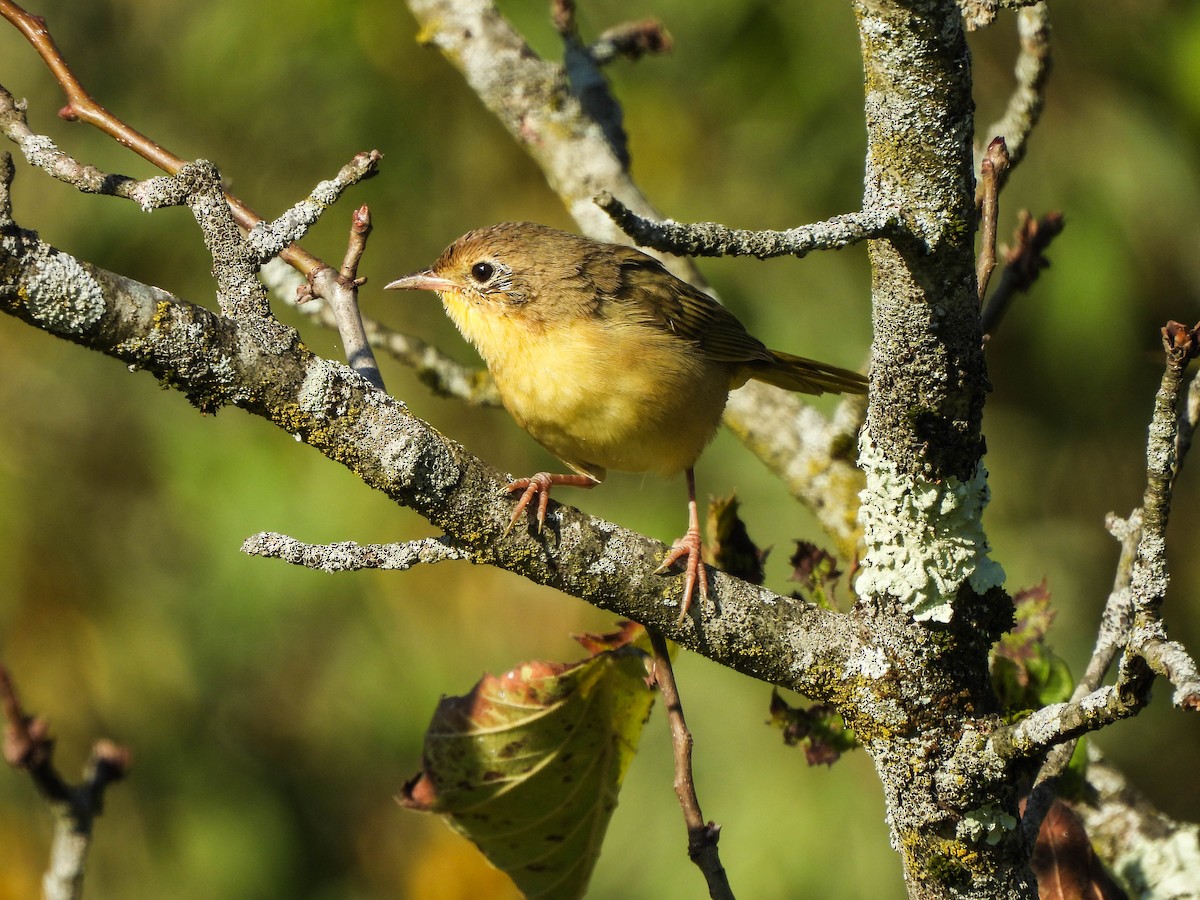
[1,1,1199,898]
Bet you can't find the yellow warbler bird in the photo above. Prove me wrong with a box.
[385,222,865,621]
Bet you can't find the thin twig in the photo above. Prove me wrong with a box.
[646,630,734,900]
[597,192,900,259]
[309,204,384,390]
[976,137,1010,305]
[2,665,131,900]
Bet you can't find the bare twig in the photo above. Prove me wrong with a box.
[976,137,1010,305]
[301,204,384,390]
[241,533,472,571]
[2,665,131,900]
[646,630,733,900]
[597,192,900,259]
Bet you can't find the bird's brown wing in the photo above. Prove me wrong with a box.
[587,246,867,396]
[591,247,776,366]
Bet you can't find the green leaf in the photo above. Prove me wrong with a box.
[399,626,656,899]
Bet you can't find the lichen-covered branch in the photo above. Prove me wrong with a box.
[242,533,473,572]
[597,192,901,259]
[1128,322,1200,622]
[1074,749,1200,896]
[723,384,865,558]
[987,653,1152,764]
[245,153,382,265]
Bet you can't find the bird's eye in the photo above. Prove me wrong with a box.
[470,261,495,283]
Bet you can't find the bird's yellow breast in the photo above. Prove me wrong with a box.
[440,288,731,478]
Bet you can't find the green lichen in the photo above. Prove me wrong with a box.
[855,437,1004,622]
[958,804,1018,846]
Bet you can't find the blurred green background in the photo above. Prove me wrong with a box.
[2,1,1198,897]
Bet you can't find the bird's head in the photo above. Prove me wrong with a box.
[386,222,598,356]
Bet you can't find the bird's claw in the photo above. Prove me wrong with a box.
[655,526,709,624]
[503,471,599,535]
[503,472,555,535]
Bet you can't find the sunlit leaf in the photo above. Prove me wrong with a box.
[399,629,656,899]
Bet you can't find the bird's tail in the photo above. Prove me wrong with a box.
[749,349,868,396]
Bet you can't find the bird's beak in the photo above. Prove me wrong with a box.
[384,270,458,293]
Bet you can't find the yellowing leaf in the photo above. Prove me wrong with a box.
[399,635,655,899]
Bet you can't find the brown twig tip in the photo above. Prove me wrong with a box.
[1161,321,1200,363]
[56,104,78,122]
[351,204,371,234]
[1,664,53,770]
[90,739,133,783]
[984,135,1011,176]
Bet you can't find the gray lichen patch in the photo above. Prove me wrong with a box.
[21,247,105,334]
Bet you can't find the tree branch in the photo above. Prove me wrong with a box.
[647,630,732,899]
[242,533,473,572]
[597,192,900,259]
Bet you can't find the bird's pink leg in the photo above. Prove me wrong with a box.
[655,467,709,622]
[504,472,599,534]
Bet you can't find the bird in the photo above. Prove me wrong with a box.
[385,222,866,622]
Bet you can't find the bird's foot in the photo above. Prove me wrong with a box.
[504,472,598,534]
[655,525,709,624]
